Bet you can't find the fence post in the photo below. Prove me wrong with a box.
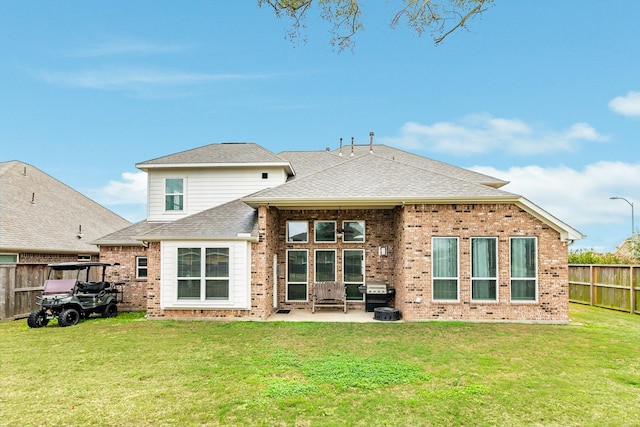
[589,265,595,307]
[631,265,635,315]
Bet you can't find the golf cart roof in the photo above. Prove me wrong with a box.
[47,262,120,270]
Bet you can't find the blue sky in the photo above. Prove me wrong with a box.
[2,1,639,251]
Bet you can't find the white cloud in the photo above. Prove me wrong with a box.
[380,114,608,155]
[68,40,188,58]
[609,91,640,117]
[471,161,640,250]
[34,67,270,91]
[91,171,147,205]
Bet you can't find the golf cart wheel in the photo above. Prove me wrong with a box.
[58,308,80,327]
[27,310,49,328]
[102,303,118,318]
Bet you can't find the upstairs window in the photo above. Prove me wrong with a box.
[165,178,184,211]
[0,253,18,264]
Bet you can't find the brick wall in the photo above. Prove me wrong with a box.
[395,204,569,322]
[99,245,148,311]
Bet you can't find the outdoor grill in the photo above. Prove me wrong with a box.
[360,280,395,312]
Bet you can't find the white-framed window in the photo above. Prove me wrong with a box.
[432,237,459,301]
[314,249,336,282]
[510,237,537,301]
[77,255,92,262]
[176,247,230,301]
[287,220,308,243]
[471,237,498,301]
[0,253,18,264]
[165,178,184,212]
[136,256,148,279]
[286,249,308,301]
[342,220,365,242]
[314,221,336,243]
[343,249,365,301]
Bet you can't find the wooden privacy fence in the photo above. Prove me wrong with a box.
[569,264,639,314]
[0,264,47,320]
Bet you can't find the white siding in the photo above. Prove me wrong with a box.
[147,167,288,222]
[160,240,252,310]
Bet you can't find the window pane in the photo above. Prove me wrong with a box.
[511,280,536,301]
[287,221,308,242]
[287,251,307,283]
[287,283,307,301]
[472,238,496,278]
[206,280,229,300]
[433,279,457,300]
[165,195,183,211]
[315,221,336,242]
[433,238,458,278]
[511,238,536,278]
[343,250,363,283]
[343,221,365,242]
[472,279,497,300]
[165,178,183,193]
[206,248,229,278]
[0,254,18,263]
[178,279,200,299]
[345,284,363,301]
[315,250,336,282]
[136,256,148,279]
[178,248,200,277]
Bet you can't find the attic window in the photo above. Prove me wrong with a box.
[262,172,268,179]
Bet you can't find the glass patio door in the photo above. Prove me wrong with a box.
[343,249,364,301]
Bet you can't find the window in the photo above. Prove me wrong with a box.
[165,178,184,211]
[287,250,308,301]
[471,237,497,301]
[511,237,537,301]
[432,237,459,300]
[287,221,308,243]
[343,249,364,301]
[262,172,268,179]
[176,247,229,301]
[315,250,336,282]
[77,255,92,262]
[314,221,336,243]
[0,253,18,264]
[342,220,365,242]
[136,256,148,279]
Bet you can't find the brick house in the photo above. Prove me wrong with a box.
[94,139,583,322]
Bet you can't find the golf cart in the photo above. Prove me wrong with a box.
[28,262,124,328]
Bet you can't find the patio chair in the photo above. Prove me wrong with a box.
[312,281,347,313]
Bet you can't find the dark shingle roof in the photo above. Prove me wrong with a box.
[0,161,131,254]
[137,199,258,241]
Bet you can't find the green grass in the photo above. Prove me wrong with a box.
[1,304,639,427]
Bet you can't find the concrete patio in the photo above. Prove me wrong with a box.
[266,308,403,322]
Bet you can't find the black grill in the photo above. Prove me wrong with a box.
[360,280,395,312]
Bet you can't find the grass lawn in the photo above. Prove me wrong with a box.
[1,303,639,427]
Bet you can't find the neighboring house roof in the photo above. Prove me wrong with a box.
[0,161,131,254]
[136,142,294,175]
[136,199,258,242]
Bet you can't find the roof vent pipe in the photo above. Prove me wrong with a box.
[339,137,343,156]
[350,137,354,157]
[369,131,374,153]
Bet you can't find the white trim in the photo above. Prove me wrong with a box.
[342,220,366,243]
[287,220,309,243]
[164,177,186,213]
